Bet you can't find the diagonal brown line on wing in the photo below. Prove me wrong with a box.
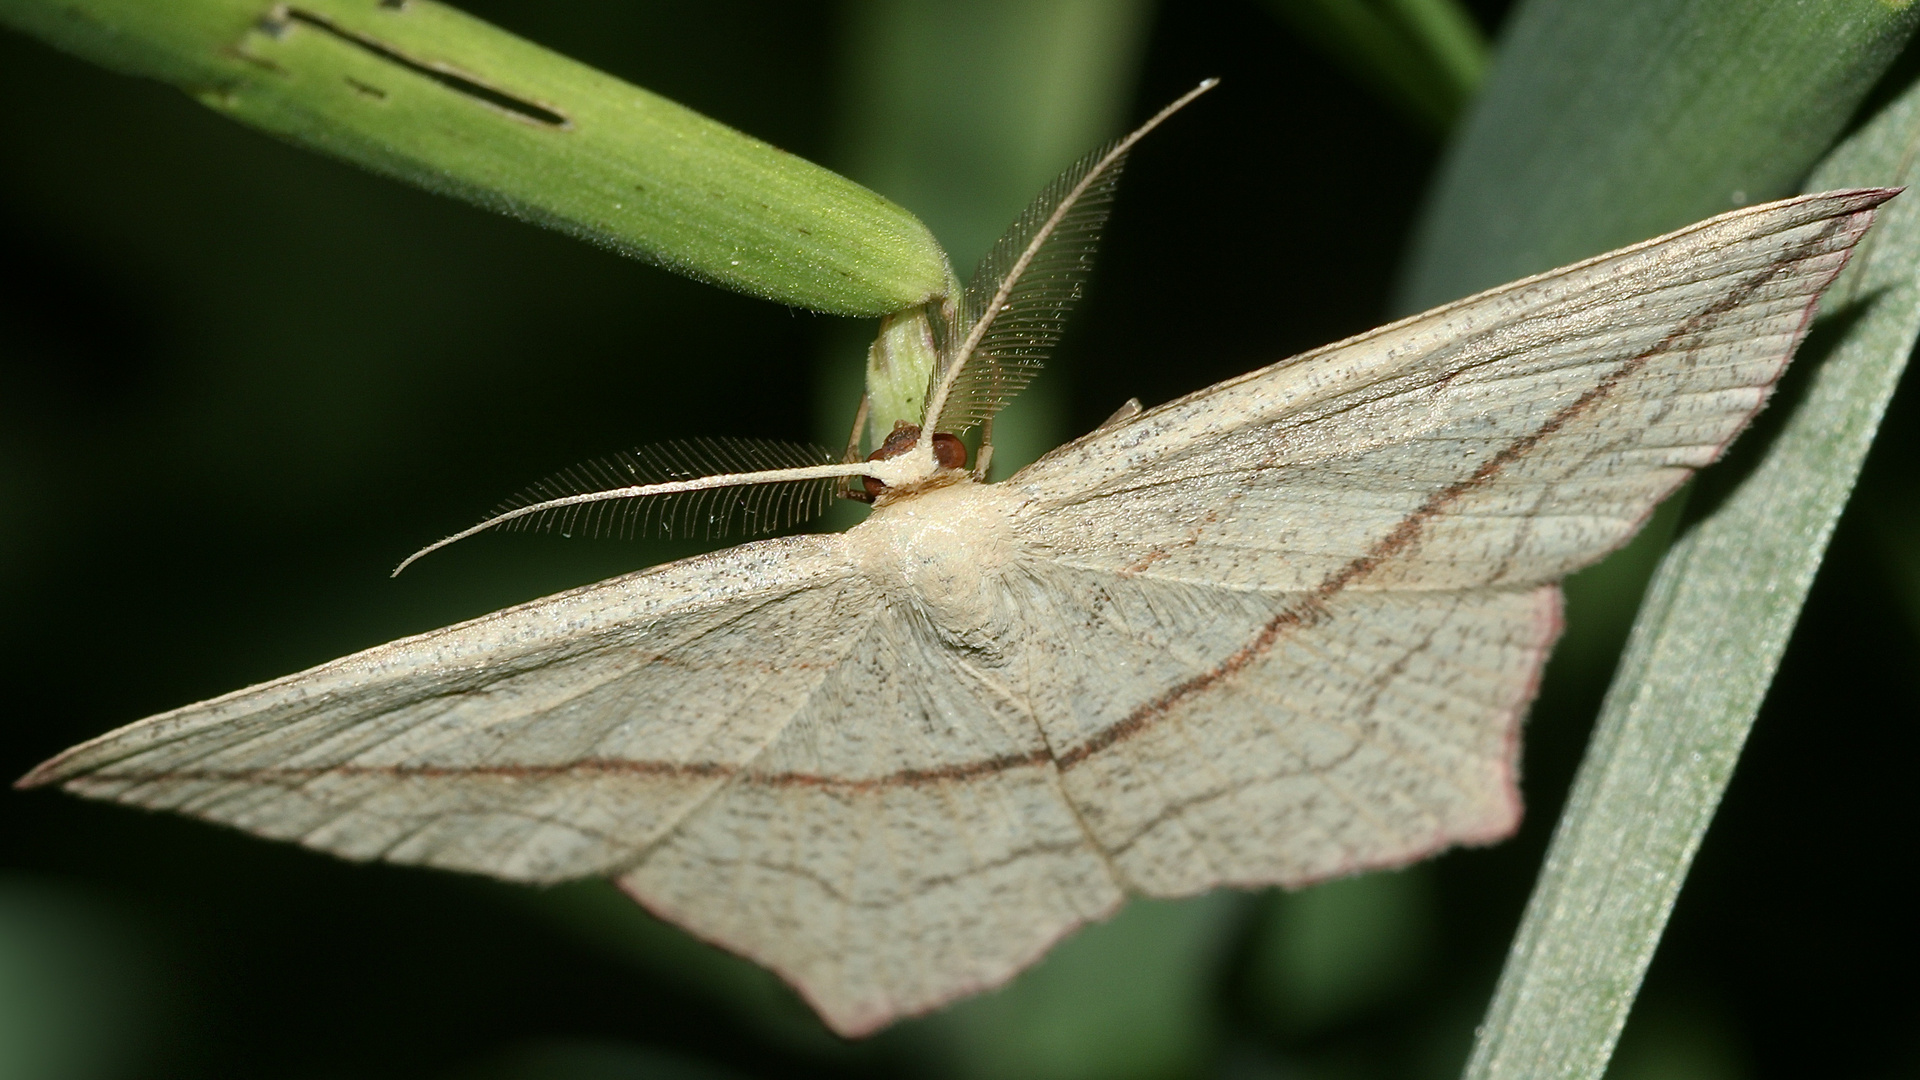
[90,749,1056,792]
[1053,212,1859,771]
[79,210,1867,796]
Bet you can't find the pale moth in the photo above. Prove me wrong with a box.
[20,76,1894,1036]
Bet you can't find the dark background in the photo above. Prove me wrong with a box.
[1,1,1914,1077]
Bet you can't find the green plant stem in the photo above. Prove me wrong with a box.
[1394,6,1920,1076]
[0,0,948,315]
[1462,76,1920,1080]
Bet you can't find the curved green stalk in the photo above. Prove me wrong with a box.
[0,0,949,316]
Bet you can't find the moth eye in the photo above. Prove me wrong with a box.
[861,475,885,500]
[931,432,967,469]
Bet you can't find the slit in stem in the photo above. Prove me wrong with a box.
[276,6,572,128]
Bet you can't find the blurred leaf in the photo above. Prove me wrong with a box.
[1600,990,1747,1080]
[906,895,1247,1080]
[520,883,850,1057]
[0,0,948,316]
[1461,61,1920,1080]
[1396,0,1920,313]
[457,1039,747,1080]
[1260,0,1488,135]
[1870,500,1920,637]
[1246,868,1436,1035]
[0,878,168,1080]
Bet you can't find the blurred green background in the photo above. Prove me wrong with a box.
[3,1,1917,1077]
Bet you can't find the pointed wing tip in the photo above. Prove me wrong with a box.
[619,867,1125,1040]
[802,902,1120,1039]
[15,756,69,791]
[817,1008,890,1041]
[16,738,115,790]
[1806,186,1902,214]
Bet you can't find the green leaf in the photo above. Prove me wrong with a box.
[1458,49,1920,1080]
[1261,0,1489,135]
[0,882,166,1080]
[904,895,1247,1080]
[1396,0,1920,313]
[0,0,949,316]
[1388,3,1920,1076]
[461,1039,750,1080]
[1245,868,1436,1035]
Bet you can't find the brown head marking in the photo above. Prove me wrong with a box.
[859,422,969,499]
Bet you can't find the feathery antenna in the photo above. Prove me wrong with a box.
[398,82,1218,575]
[394,438,876,575]
[921,79,1218,437]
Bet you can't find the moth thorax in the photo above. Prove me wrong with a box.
[856,480,1018,644]
[861,421,966,499]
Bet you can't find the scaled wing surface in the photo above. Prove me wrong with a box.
[1002,188,1885,906]
[23,190,1890,1036]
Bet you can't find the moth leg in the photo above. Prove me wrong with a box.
[842,393,872,462]
[834,394,876,502]
[973,416,995,481]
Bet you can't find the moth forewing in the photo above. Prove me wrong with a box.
[1005,189,1895,599]
[24,532,879,887]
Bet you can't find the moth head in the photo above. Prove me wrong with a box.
[856,421,967,503]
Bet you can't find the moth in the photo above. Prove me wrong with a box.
[19,78,1892,1036]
